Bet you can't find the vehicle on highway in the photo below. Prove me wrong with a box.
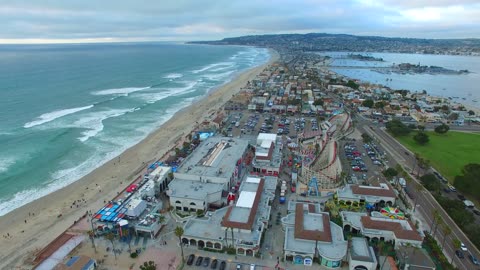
[187,254,195,266]
[455,250,464,259]
[219,261,227,270]
[211,259,218,269]
[203,257,210,267]
[468,254,479,265]
[196,256,204,266]
[461,242,468,251]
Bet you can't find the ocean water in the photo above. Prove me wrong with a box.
[0,43,270,215]
[320,52,480,109]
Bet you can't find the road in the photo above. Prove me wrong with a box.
[354,114,480,270]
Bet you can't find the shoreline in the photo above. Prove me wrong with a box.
[0,48,279,269]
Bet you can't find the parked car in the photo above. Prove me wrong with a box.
[203,257,210,267]
[448,184,456,192]
[469,254,479,265]
[455,250,464,259]
[473,209,480,216]
[211,259,218,269]
[461,242,468,251]
[187,254,195,266]
[236,264,242,270]
[196,256,204,266]
[458,194,466,201]
[219,261,227,270]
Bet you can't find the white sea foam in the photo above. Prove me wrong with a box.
[163,73,183,79]
[24,105,94,128]
[202,70,235,81]
[0,156,15,174]
[75,108,137,142]
[191,62,234,74]
[0,148,120,216]
[91,87,150,96]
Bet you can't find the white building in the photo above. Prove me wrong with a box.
[167,137,249,212]
[252,133,282,176]
[336,184,396,206]
[341,212,423,248]
[180,178,273,256]
[348,237,378,270]
[282,203,347,268]
[147,165,171,193]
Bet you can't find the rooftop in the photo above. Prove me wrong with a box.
[168,179,224,200]
[284,203,347,261]
[350,237,376,263]
[176,137,249,181]
[361,216,422,241]
[337,184,396,203]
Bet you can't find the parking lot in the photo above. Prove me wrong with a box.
[222,111,321,139]
[339,137,387,185]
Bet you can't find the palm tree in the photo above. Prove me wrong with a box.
[413,183,423,212]
[441,224,452,251]
[429,210,441,235]
[452,239,461,264]
[174,226,185,262]
[104,232,117,262]
[140,261,157,270]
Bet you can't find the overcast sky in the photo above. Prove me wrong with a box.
[0,0,479,44]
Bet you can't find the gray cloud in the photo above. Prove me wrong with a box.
[0,0,478,43]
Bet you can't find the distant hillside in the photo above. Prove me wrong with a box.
[189,33,480,55]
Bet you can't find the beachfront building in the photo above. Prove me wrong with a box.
[281,203,347,268]
[145,165,171,193]
[167,136,250,212]
[341,211,423,248]
[348,237,378,270]
[181,177,273,256]
[336,183,396,207]
[252,133,282,176]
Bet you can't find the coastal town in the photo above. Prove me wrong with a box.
[4,47,480,270]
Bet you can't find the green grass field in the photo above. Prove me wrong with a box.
[396,131,480,183]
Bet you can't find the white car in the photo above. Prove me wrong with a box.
[461,242,468,251]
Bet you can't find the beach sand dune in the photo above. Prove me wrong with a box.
[0,50,278,269]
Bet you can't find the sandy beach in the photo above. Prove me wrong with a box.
[0,49,279,269]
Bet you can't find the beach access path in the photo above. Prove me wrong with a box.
[0,49,279,269]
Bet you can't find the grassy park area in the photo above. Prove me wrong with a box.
[396,131,480,182]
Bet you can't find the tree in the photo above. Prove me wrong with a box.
[382,168,398,179]
[468,110,475,116]
[374,101,385,109]
[413,132,429,145]
[174,226,185,262]
[105,232,117,262]
[361,133,372,143]
[452,239,461,264]
[313,99,324,106]
[385,119,411,136]
[441,224,452,251]
[346,80,359,90]
[362,99,374,108]
[430,210,442,235]
[140,261,157,270]
[454,163,480,201]
[434,123,450,134]
[420,174,440,192]
[417,125,425,131]
[413,183,423,212]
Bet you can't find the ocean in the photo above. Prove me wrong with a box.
[320,52,480,109]
[0,42,270,216]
